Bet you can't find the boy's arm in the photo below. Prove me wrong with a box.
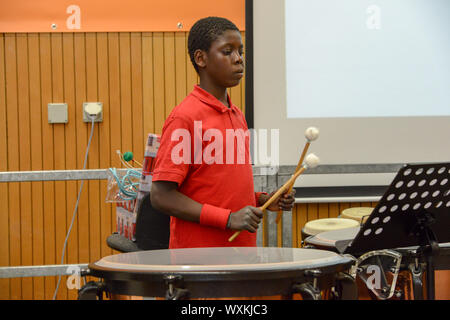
[151,180,203,223]
[151,180,263,233]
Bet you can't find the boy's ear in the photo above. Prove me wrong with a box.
[194,49,207,69]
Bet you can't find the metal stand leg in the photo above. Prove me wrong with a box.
[426,255,436,300]
[409,261,424,300]
[334,272,358,300]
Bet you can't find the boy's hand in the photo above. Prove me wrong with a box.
[260,189,296,212]
[227,206,263,232]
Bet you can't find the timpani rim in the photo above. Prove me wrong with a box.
[90,247,351,273]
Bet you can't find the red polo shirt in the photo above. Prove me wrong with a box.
[152,85,263,248]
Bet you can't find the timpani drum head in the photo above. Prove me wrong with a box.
[89,247,353,298]
[92,247,349,272]
[303,218,359,237]
[340,207,374,224]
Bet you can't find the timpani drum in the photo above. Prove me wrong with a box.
[87,247,354,300]
[304,227,410,300]
[304,228,450,300]
[304,227,360,252]
[340,207,374,224]
[301,218,360,243]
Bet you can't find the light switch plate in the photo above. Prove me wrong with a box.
[48,103,68,123]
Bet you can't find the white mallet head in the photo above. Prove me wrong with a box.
[304,153,320,169]
[305,127,319,142]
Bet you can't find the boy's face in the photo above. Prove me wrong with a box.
[196,30,245,88]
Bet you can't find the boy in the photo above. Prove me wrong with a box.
[151,16,295,249]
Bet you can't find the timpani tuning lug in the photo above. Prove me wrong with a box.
[290,269,324,300]
[394,290,404,299]
[305,269,323,289]
[163,274,190,300]
[77,281,107,300]
[291,283,322,300]
[304,269,322,277]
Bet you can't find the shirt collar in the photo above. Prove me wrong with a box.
[191,85,239,113]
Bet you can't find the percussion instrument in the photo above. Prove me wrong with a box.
[304,227,450,300]
[301,218,359,242]
[340,207,374,224]
[87,247,354,300]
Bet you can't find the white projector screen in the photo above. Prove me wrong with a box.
[253,0,450,187]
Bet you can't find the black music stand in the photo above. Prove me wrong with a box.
[336,162,450,300]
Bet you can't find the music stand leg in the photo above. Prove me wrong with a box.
[426,255,435,300]
[408,261,424,300]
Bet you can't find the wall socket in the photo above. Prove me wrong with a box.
[83,102,103,122]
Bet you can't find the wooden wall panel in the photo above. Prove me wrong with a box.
[5,33,22,300]
[62,32,79,301]
[0,33,10,300]
[0,31,244,300]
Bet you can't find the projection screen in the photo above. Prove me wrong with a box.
[252,0,450,188]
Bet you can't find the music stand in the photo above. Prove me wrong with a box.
[336,162,450,299]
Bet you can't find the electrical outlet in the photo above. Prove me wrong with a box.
[83,102,103,122]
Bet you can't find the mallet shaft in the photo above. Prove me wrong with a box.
[275,141,310,223]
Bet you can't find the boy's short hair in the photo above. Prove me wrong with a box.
[188,16,240,73]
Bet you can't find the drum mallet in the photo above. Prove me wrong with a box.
[276,127,319,224]
[228,153,320,242]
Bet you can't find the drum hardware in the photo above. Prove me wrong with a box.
[305,269,322,289]
[332,272,358,300]
[164,274,190,300]
[291,283,321,300]
[78,280,107,300]
[408,210,441,300]
[407,259,424,300]
[355,249,403,300]
[291,270,323,300]
[342,254,358,277]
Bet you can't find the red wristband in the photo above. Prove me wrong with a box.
[200,204,231,230]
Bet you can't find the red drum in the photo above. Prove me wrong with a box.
[88,247,354,300]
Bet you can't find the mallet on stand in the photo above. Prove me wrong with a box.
[228,153,320,242]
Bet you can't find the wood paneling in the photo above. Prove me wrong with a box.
[0,31,244,300]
